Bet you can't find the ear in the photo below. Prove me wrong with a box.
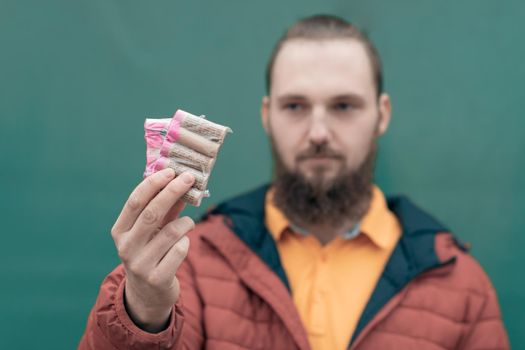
[261,95,270,134]
[377,93,392,136]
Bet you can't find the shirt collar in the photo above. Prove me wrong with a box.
[289,222,361,240]
[264,185,401,249]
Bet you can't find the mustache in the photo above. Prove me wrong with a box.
[296,144,345,161]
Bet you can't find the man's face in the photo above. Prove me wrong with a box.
[262,39,391,188]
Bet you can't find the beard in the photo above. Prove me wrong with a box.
[271,138,377,230]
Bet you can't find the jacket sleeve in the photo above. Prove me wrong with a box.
[78,261,204,350]
[460,278,510,350]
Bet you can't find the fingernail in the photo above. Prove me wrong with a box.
[181,172,194,184]
[163,168,175,178]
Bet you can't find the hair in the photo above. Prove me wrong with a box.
[265,14,383,97]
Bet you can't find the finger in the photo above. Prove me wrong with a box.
[155,235,190,278]
[111,168,175,238]
[128,172,195,247]
[161,200,186,227]
[135,216,194,269]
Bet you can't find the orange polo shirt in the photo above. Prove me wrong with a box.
[265,186,402,350]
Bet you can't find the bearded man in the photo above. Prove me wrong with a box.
[80,15,509,350]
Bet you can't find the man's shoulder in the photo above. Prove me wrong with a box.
[385,193,496,295]
[433,233,497,297]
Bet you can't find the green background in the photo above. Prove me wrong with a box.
[1,0,523,348]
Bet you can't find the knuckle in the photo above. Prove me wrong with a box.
[127,260,144,277]
[163,223,181,240]
[147,271,164,287]
[117,240,132,263]
[174,236,190,257]
[145,175,156,186]
[181,235,190,247]
[163,217,193,240]
[141,207,159,225]
[146,174,163,188]
[117,247,129,264]
[126,194,142,211]
[180,216,195,231]
[110,225,119,239]
[165,181,184,197]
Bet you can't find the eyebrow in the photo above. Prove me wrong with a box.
[275,93,366,105]
[330,94,366,105]
[275,94,309,104]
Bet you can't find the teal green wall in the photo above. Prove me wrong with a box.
[1,1,523,348]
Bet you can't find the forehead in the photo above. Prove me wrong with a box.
[271,39,375,98]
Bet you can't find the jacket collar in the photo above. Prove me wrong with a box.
[207,184,452,275]
[205,184,457,348]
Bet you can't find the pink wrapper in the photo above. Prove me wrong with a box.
[146,112,183,176]
[143,118,170,177]
[165,116,182,144]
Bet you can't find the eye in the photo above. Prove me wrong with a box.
[285,102,303,111]
[281,101,310,115]
[332,102,353,111]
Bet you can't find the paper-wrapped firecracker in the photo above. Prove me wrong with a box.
[143,109,232,206]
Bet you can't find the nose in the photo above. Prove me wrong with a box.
[307,108,331,145]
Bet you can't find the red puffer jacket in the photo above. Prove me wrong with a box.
[79,185,509,350]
